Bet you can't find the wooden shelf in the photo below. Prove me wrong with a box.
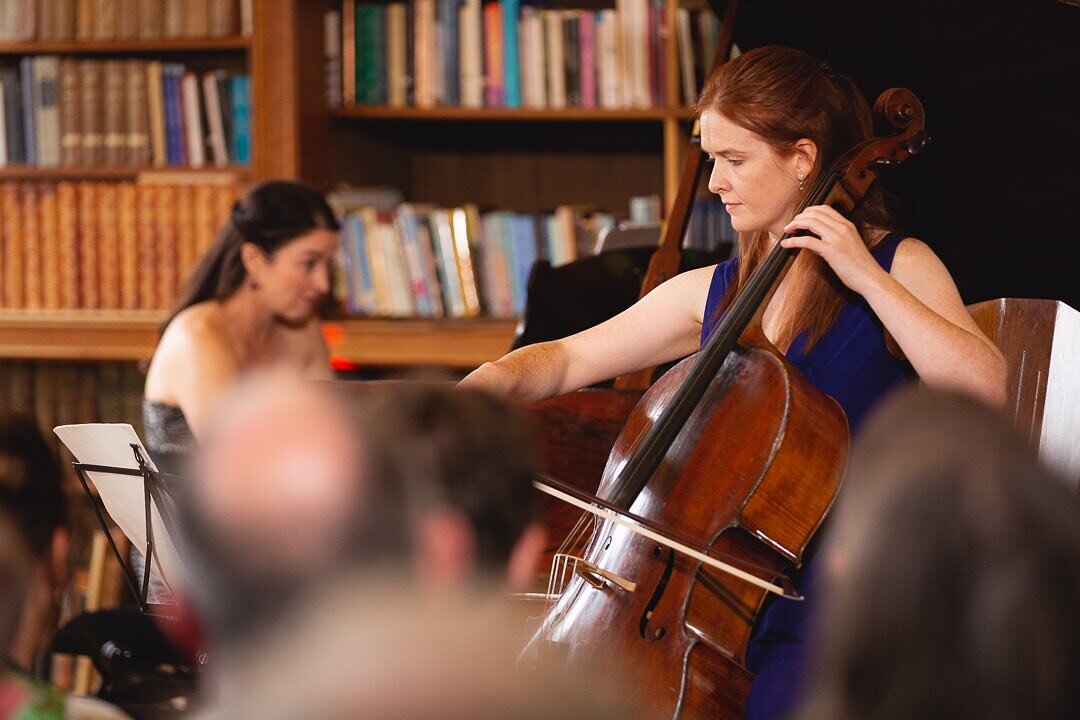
[0,166,251,182]
[325,317,517,368]
[0,37,251,55]
[0,311,164,361]
[0,312,517,368]
[332,106,697,122]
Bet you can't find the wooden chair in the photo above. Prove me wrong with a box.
[968,298,1080,492]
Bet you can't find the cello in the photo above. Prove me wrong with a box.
[523,88,929,718]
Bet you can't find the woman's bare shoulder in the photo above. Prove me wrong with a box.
[889,236,953,280]
[145,303,238,404]
[157,303,235,364]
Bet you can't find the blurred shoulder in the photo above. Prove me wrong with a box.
[161,302,234,358]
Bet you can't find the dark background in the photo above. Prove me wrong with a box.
[723,0,1080,309]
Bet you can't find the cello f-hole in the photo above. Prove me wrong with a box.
[640,548,675,642]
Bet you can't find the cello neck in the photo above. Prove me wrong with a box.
[612,0,744,391]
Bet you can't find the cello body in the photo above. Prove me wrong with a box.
[527,334,848,719]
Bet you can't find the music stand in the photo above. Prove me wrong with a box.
[54,424,184,616]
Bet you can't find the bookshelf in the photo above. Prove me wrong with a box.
[0,311,517,368]
[332,106,697,122]
[0,37,251,54]
[308,0,721,364]
[324,0,706,210]
[0,165,250,180]
[0,0,719,369]
[0,1,315,358]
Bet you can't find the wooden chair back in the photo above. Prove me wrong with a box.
[968,298,1080,491]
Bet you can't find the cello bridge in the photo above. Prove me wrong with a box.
[549,553,637,595]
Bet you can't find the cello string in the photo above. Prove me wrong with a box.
[534,480,800,600]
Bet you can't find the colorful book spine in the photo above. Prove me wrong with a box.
[19,58,38,164]
[438,0,462,105]
[579,11,596,108]
[229,74,250,164]
[1,68,25,164]
[161,63,184,165]
[482,1,503,107]
[500,0,520,107]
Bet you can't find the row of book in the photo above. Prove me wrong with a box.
[333,0,730,110]
[0,56,251,169]
[333,193,737,319]
[334,201,622,319]
[0,0,251,41]
[0,179,239,311]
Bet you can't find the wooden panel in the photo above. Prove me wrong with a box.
[251,0,331,182]
[0,38,249,54]
[327,119,665,213]
[969,298,1056,448]
[0,313,516,368]
[0,311,163,361]
[324,318,516,368]
[333,107,694,121]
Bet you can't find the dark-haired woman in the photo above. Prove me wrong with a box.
[461,45,1006,718]
[144,180,340,475]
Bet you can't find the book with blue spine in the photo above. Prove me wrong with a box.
[437,0,462,105]
[1,68,26,164]
[510,212,538,315]
[229,74,250,164]
[161,64,184,165]
[344,211,377,314]
[19,57,37,165]
[395,203,440,317]
[501,0,521,107]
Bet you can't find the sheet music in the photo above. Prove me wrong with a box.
[53,423,184,594]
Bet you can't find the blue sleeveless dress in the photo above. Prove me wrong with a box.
[699,233,913,719]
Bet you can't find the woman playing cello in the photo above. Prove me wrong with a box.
[461,45,1006,718]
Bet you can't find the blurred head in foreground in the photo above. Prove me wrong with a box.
[798,386,1080,720]
[177,372,409,656]
[354,381,546,591]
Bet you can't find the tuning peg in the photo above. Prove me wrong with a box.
[903,131,931,155]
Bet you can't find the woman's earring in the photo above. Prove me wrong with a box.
[249,278,260,291]
[798,174,806,191]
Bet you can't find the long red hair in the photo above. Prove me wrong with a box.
[697,46,898,352]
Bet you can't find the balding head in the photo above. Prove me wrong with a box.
[178,372,409,652]
[195,374,364,577]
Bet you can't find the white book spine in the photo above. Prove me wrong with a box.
[459,0,483,108]
[598,10,619,109]
[180,72,204,168]
[524,9,546,108]
[544,10,565,109]
[201,71,228,167]
[676,8,695,106]
[35,55,62,167]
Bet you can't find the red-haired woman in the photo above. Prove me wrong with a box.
[461,45,1006,718]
